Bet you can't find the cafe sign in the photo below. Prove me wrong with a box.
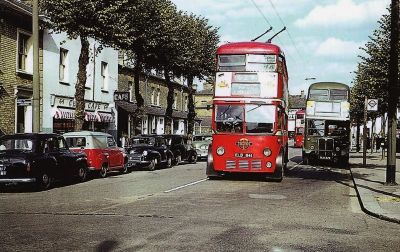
[50,95,111,112]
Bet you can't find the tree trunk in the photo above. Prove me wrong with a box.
[164,70,174,134]
[131,58,145,136]
[186,75,196,139]
[74,37,90,131]
[356,119,361,152]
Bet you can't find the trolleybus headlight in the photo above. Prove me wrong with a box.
[266,162,272,168]
[216,146,225,156]
[335,147,340,151]
[263,148,272,157]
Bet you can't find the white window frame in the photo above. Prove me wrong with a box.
[101,61,108,91]
[16,30,33,74]
[184,96,188,111]
[156,88,160,106]
[128,81,134,102]
[59,48,69,83]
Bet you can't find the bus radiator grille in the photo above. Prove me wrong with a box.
[239,160,249,169]
[251,160,262,169]
[226,160,236,169]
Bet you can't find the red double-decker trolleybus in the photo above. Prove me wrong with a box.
[294,109,305,148]
[206,42,289,181]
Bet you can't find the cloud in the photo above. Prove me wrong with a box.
[315,37,365,58]
[295,0,388,28]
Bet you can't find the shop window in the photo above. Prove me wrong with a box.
[59,48,68,82]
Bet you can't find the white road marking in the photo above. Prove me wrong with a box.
[164,178,208,193]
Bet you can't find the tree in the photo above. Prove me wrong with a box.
[175,14,219,137]
[40,0,128,130]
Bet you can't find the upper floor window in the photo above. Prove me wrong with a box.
[151,87,155,105]
[128,81,134,102]
[173,93,178,109]
[17,31,33,73]
[156,88,160,106]
[101,61,108,90]
[184,96,188,111]
[59,48,68,82]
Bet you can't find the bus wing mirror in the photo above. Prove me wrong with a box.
[206,105,211,110]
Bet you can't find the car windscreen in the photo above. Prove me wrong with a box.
[0,138,34,152]
[215,105,244,133]
[131,137,155,145]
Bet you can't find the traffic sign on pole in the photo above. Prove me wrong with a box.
[367,99,378,111]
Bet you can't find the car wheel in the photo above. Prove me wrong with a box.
[166,156,173,168]
[121,162,129,174]
[175,155,182,165]
[189,154,197,164]
[77,164,88,182]
[147,159,156,171]
[99,165,108,178]
[37,172,51,190]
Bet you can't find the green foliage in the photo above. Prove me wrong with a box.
[351,8,395,122]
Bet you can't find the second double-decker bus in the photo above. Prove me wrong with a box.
[206,42,289,181]
[302,82,350,165]
[294,109,305,148]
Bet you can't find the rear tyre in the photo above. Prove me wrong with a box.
[99,165,108,178]
[189,154,197,164]
[147,159,156,171]
[166,156,173,168]
[37,172,51,190]
[121,162,129,174]
[77,164,88,182]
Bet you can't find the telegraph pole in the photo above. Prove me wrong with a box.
[386,0,399,185]
[32,0,40,132]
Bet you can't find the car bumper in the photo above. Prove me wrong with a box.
[0,178,36,183]
[196,149,208,158]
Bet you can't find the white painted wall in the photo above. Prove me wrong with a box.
[42,30,118,133]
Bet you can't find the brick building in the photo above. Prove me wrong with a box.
[194,82,213,134]
[116,61,190,143]
[0,0,43,135]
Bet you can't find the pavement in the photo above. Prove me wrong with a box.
[349,150,400,224]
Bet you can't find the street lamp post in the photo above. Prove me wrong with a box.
[32,0,40,132]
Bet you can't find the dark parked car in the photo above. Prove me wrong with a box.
[0,133,88,190]
[163,134,197,165]
[125,135,173,171]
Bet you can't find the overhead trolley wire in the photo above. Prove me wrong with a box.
[249,0,297,64]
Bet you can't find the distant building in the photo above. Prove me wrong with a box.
[288,90,306,136]
[117,59,189,142]
[194,82,213,134]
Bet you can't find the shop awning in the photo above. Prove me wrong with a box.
[97,112,114,123]
[53,108,75,120]
[85,111,97,122]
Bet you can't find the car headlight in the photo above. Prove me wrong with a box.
[310,145,315,150]
[216,146,225,156]
[130,150,135,154]
[335,147,340,151]
[263,148,272,157]
[143,150,148,156]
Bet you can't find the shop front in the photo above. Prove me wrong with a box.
[50,95,115,134]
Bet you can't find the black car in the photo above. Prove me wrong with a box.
[0,133,88,190]
[125,135,174,171]
[163,134,197,165]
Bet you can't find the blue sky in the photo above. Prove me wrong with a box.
[171,0,390,95]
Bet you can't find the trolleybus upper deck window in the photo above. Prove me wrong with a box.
[218,55,246,71]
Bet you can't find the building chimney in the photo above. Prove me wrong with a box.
[301,90,305,97]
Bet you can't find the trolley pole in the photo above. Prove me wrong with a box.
[32,0,40,133]
[386,0,399,185]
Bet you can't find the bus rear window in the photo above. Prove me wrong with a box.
[309,89,329,100]
[330,89,348,100]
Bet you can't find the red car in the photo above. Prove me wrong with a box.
[64,131,127,177]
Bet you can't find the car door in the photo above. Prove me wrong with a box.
[43,137,65,179]
[106,136,120,169]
